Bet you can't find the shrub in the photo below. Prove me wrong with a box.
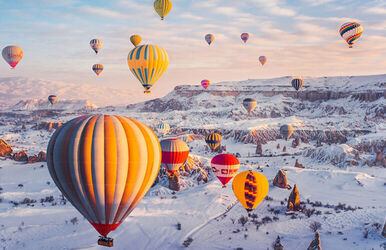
[70,217,78,225]
[309,221,322,232]
[183,237,193,247]
[238,216,248,226]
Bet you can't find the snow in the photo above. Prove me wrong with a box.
[0,74,385,250]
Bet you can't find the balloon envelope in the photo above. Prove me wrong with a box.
[154,0,172,20]
[232,171,269,212]
[205,34,215,45]
[243,98,257,114]
[241,33,249,43]
[2,45,23,68]
[339,22,362,48]
[205,133,221,151]
[201,80,210,89]
[156,122,170,136]
[291,78,303,91]
[92,64,104,76]
[259,56,267,66]
[90,39,103,54]
[130,35,142,47]
[211,154,239,187]
[280,124,294,140]
[47,115,161,237]
[127,44,169,93]
[48,95,57,105]
[160,138,189,175]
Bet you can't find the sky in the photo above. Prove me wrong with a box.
[0,0,385,99]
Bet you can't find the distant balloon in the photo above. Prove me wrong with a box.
[211,154,239,188]
[48,95,57,105]
[232,171,269,212]
[47,115,161,245]
[339,22,362,48]
[291,78,304,92]
[201,80,210,89]
[241,33,249,43]
[280,124,294,140]
[127,44,169,93]
[160,138,189,176]
[205,133,221,152]
[130,35,142,47]
[156,122,170,136]
[92,64,104,76]
[90,39,103,54]
[2,46,23,68]
[205,34,215,45]
[242,98,257,114]
[259,56,267,66]
[154,0,172,20]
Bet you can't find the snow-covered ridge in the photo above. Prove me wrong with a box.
[11,99,98,111]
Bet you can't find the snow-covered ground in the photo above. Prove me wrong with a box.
[0,74,385,250]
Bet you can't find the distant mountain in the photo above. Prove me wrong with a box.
[11,99,98,111]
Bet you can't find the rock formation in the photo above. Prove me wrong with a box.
[169,174,180,191]
[13,150,28,162]
[292,137,300,148]
[294,159,304,169]
[35,121,62,131]
[282,146,287,153]
[273,170,291,189]
[0,138,12,157]
[256,140,262,155]
[307,232,321,250]
[277,143,280,149]
[27,151,47,163]
[287,184,301,212]
[375,150,385,167]
[273,236,284,250]
[382,222,386,238]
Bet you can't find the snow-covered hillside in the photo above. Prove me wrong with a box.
[0,74,385,250]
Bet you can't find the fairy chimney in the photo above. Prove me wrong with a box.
[256,140,262,155]
[169,174,180,191]
[287,184,301,212]
[292,137,300,148]
[307,232,321,250]
[382,222,386,238]
[273,236,284,250]
[294,159,304,168]
[273,170,291,189]
[375,150,385,167]
[282,146,287,153]
[277,143,280,149]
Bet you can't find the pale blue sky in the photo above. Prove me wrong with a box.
[0,0,385,97]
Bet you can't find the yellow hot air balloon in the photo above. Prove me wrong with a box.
[92,64,104,76]
[127,44,169,93]
[47,115,161,247]
[232,171,269,212]
[90,39,103,54]
[205,133,222,152]
[130,35,142,47]
[154,0,172,20]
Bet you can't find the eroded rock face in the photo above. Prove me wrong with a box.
[295,159,304,169]
[256,140,263,155]
[0,138,12,157]
[35,121,62,131]
[13,150,28,162]
[27,151,46,163]
[382,222,386,238]
[273,236,284,250]
[282,146,287,153]
[273,170,291,189]
[375,150,386,167]
[169,174,180,191]
[287,184,301,212]
[292,137,300,148]
[307,232,321,250]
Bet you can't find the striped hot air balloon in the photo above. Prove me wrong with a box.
[201,79,210,89]
[47,115,161,246]
[156,122,170,136]
[242,98,257,114]
[280,124,294,140]
[205,34,215,45]
[259,56,267,66]
[232,171,269,212]
[339,22,363,48]
[205,133,222,152]
[291,78,304,92]
[154,0,172,20]
[241,33,249,43]
[130,35,142,47]
[160,138,189,176]
[211,154,239,188]
[127,44,169,93]
[48,95,57,105]
[90,39,103,54]
[2,45,23,68]
[92,64,104,76]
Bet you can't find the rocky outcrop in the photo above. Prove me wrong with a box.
[0,138,12,157]
[277,143,280,149]
[375,150,385,167]
[382,222,386,238]
[307,232,321,250]
[13,150,28,162]
[273,170,291,189]
[287,184,301,212]
[294,159,304,169]
[169,174,180,191]
[256,140,262,155]
[282,146,287,153]
[292,137,300,148]
[35,121,62,131]
[27,151,46,163]
[273,236,284,250]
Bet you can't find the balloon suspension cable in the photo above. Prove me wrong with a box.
[222,185,226,188]
[98,236,114,247]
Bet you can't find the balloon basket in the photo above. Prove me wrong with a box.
[222,185,227,188]
[144,90,151,94]
[98,236,113,247]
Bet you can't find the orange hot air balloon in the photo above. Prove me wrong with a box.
[211,154,239,188]
[47,115,161,247]
[232,171,269,212]
[92,64,104,76]
[259,56,267,66]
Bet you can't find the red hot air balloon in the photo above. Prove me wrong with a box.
[201,79,210,89]
[160,138,189,176]
[241,33,249,44]
[211,154,239,188]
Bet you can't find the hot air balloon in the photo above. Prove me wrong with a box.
[291,78,304,92]
[48,95,57,105]
[211,154,239,188]
[259,56,267,66]
[127,44,169,93]
[205,133,221,152]
[156,122,170,136]
[339,22,363,48]
[130,35,142,47]
[154,0,172,20]
[47,115,161,247]
[232,170,269,212]
[160,138,189,176]
[92,64,104,76]
[280,124,294,140]
[242,98,257,114]
[2,46,23,68]
[90,39,103,54]
[241,33,249,44]
[201,79,210,89]
[205,34,215,45]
